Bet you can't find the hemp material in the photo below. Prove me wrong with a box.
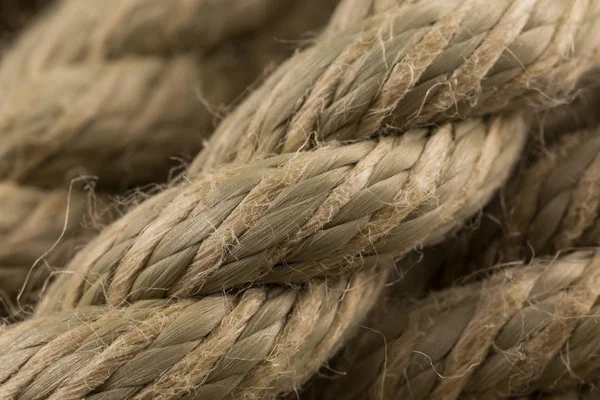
[192,0,600,172]
[0,269,387,400]
[2,0,600,398]
[0,182,107,318]
[399,128,600,293]
[318,250,600,399]
[301,129,600,400]
[0,0,338,189]
[35,115,526,315]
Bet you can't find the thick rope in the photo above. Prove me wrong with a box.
[34,115,526,315]
[399,128,600,293]
[318,250,600,400]
[1,0,599,398]
[0,0,338,189]
[191,0,600,172]
[0,182,107,317]
[0,268,387,400]
[306,127,600,400]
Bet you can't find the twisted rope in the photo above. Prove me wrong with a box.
[192,0,600,172]
[402,128,600,293]
[311,130,600,399]
[0,268,386,400]
[1,0,600,398]
[320,250,600,400]
[35,115,525,315]
[0,0,338,189]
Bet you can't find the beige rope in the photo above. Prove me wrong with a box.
[0,269,387,400]
[192,0,600,172]
[306,127,600,400]
[0,0,338,189]
[1,0,600,398]
[399,128,600,293]
[318,250,600,400]
[35,115,525,315]
[0,182,107,318]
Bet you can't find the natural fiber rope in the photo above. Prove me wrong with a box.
[35,115,526,315]
[191,0,600,172]
[1,0,600,398]
[395,128,600,295]
[319,250,600,400]
[0,182,107,317]
[304,127,600,400]
[17,113,524,398]
[0,0,338,189]
[0,268,387,400]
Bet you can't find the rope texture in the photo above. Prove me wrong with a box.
[0,182,106,317]
[0,269,387,400]
[401,128,600,294]
[319,250,600,400]
[191,0,600,172]
[0,0,338,189]
[1,0,600,398]
[309,128,600,400]
[36,115,526,315]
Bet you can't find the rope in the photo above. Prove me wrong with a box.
[1,0,600,398]
[324,250,600,399]
[0,182,105,318]
[313,129,600,400]
[0,0,339,189]
[0,271,387,400]
[192,0,600,171]
[35,115,525,314]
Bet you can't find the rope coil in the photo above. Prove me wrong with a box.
[0,0,599,398]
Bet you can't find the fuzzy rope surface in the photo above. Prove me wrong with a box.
[0,0,338,189]
[306,127,600,400]
[35,115,526,315]
[0,182,107,317]
[396,128,600,295]
[0,269,387,400]
[318,250,600,400]
[3,0,600,398]
[192,0,600,172]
